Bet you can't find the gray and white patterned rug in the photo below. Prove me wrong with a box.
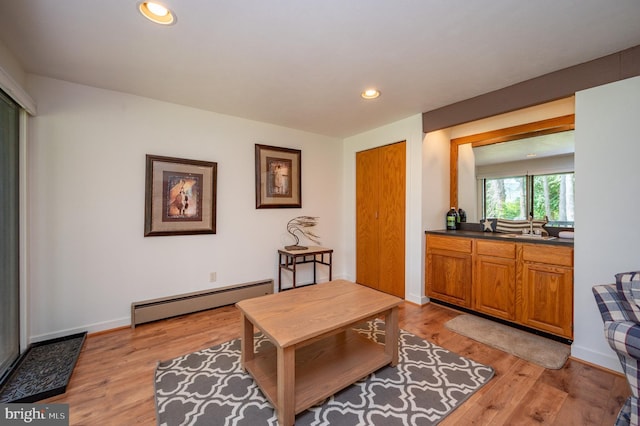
[154,320,494,425]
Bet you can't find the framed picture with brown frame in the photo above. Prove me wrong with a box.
[255,144,302,209]
[144,154,217,236]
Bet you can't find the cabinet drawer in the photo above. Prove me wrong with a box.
[522,244,573,267]
[427,235,472,253]
[477,240,516,259]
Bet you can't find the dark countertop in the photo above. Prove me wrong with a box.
[425,229,574,247]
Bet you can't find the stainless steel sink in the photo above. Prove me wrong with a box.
[498,233,557,241]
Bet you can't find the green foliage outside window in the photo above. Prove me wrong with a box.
[532,173,574,226]
[484,176,526,220]
[483,173,574,227]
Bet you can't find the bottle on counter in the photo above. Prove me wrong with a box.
[458,208,466,223]
[446,208,458,230]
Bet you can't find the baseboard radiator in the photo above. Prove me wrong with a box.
[131,279,273,327]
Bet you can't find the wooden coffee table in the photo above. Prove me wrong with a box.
[236,279,402,426]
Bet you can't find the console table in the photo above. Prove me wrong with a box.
[277,246,333,291]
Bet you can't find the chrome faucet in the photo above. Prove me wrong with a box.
[528,214,533,235]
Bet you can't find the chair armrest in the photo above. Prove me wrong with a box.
[604,320,640,360]
[616,271,640,323]
[593,284,634,322]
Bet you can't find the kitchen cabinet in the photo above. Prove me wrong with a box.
[425,235,472,307]
[425,232,574,339]
[474,240,516,321]
[519,244,573,338]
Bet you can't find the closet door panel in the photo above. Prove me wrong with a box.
[378,142,406,298]
[355,149,380,289]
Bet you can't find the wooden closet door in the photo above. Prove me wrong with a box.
[355,142,406,298]
[378,142,405,298]
[356,148,380,289]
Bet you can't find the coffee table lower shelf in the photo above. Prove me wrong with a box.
[244,329,391,415]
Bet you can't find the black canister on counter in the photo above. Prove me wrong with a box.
[446,208,458,230]
[458,208,466,223]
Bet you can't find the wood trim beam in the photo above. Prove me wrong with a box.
[423,44,640,133]
[450,115,575,147]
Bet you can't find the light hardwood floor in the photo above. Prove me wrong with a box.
[43,301,628,425]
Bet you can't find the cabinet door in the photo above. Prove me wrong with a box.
[426,249,472,307]
[474,255,516,320]
[519,262,573,338]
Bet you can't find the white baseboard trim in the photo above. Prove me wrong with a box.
[29,316,130,344]
[570,344,622,374]
[406,293,429,305]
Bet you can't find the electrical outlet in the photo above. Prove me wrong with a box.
[209,272,217,282]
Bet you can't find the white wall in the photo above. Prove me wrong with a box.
[342,115,425,305]
[26,76,345,341]
[572,76,640,372]
[0,39,26,91]
[422,129,451,233]
[457,143,477,221]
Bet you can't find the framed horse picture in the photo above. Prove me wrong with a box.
[144,155,217,236]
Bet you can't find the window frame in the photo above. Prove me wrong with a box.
[480,171,575,227]
[0,88,20,384]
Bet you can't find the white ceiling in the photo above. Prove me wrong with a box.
[473,130,575,166]
[0,1,639,138]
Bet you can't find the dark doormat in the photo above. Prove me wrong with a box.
[0,332,86,403]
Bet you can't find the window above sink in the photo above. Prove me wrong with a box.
[450,105,575,229]
[482,170,574,228]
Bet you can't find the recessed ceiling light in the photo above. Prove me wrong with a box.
[138,1,176,25]
[526,153,537,158]
[361,89,381,100]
